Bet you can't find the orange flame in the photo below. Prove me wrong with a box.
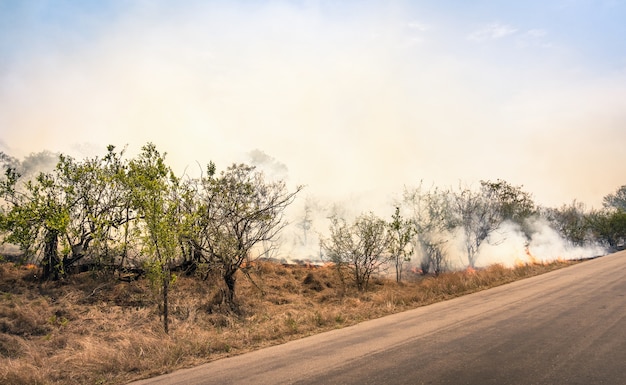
[525,247,541,265]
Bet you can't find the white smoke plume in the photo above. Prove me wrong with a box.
[468,218,606,269]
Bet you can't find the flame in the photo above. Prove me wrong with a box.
[24,263,37,270]
[465,266,476,275]
[524,247,541,265]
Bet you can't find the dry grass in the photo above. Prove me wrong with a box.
[0,258,580,385]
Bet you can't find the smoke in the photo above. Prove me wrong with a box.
[1,2,624,268]
[0,150,58,178]
[523,218,606,262]
[466,218,606,269]
[246,149,289,181]
[1,1,625,210]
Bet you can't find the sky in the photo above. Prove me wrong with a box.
[1,0,626,213]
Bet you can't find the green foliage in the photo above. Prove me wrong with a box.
[543,201,590,247]
[603,185,626,212]
[0,142,301,323]
[0,146,133,279]
[388,207,414,282]
[0,162,69,279]
[479,179,536,227]
[127,143,181,333]
[587,209,626,250]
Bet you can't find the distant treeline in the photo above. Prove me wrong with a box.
[1,144,625,315]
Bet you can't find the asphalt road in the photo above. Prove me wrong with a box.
[129,250,626,385]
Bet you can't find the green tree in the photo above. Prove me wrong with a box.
[480,179,536,231]
[55,146,133,271]
[0,147,133,279]
[322,212,390,291]
[174,176,205,276]
[588,209,626,251]
[0,169,69,279]
[595,185,626,250]
[127,143,180,333]
[196,163,302,312]
[388,207,414,282]
[603,185,626,212]
[543,201,590,247]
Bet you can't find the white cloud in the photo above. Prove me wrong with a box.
[525,28,547,38]
[468,22,518,42]
[407,21,429,31]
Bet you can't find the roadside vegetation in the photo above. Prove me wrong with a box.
[0,144,624,384]
[0,257,579,385]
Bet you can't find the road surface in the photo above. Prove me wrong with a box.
[129,250,626,385]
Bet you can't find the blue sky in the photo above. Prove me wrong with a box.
[1,0,625,210]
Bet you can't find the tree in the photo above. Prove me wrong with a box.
[0,168,68,279]
[479,179,535,231]
[451,185,497,268]
[127,143,180,333]
[587,209,626,251]
[55,146,133,271]
[451,180,536,268]
[174,176,206,276]
[321,212,390,291]
[403,184,453,275]
[296,198,315,246]
[594,185,626,250]
[196,163,302,312]
[0,147,133,279]
[388,207,414,282]
[603,185,626,212]
[542,201,590,247]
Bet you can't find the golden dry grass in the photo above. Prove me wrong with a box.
[0,259,579,385]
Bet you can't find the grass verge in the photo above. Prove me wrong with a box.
[0,259,579,385]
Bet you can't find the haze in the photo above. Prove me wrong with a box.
[1,0,625,211]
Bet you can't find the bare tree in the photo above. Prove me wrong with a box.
[452,180,536,268]
[403,184,453,275]
[452,184,500,269]
[296,199,314,246]
[196,163,302,312]
[321,212,390,291]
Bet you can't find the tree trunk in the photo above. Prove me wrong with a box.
[42,229,61,280]
[163,269,169,334]
[223,270,237,312]
[396,260,402,283]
